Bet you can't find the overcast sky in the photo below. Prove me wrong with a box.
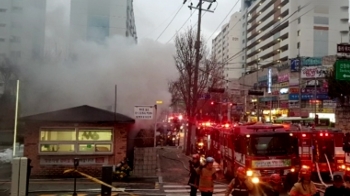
[47,0,241,46]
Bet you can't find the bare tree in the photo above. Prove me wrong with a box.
[170,28,224,154]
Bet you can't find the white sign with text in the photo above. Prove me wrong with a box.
[134,106,154,120]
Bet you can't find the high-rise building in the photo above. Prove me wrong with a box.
[212,12,243,88]
[241,0,349,71]
[0,0,46,64]
[69,0,137,45]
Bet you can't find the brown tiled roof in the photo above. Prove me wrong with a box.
[20,105,135,123]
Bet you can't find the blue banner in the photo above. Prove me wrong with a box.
[290,57,322,72]
[289,94,329,100]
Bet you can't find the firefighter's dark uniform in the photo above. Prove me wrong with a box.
[259,183,279,196]
[225,178,253,196]
[324,185,350,196]
[188,161,200,196]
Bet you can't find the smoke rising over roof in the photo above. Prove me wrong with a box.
[21,4,177,118]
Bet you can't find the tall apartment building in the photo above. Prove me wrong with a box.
[0,0,46,64]
[69,0,137,45]
[241,0,349,71]
[212,12,243,88]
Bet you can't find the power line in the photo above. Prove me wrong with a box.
[156,4,184,41]
[146,5,188,37]
[207,0,240,41]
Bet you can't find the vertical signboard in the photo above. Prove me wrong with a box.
[267,68,272,94]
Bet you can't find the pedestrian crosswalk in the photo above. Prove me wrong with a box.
[162,183,228,196]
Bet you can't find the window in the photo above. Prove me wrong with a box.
[298,18,301,24]
[297,42,300,49]
[0,23,5,27]
[297,30,300,36]
[39,128,114,154]
[314,16,329,25]
[0,8,6,12]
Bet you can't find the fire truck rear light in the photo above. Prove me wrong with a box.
[325,133,328,136]
[347,167,350,171]
[224,124,230,128]
[289,133,293,136]
[246,170,253,176]
[320,133,323,136]
[290,168,295,172]
[251,177,259,184]
[340,165,346,169]
[246,134,250,138]
[302,165,309,169]
[302,134,306,137]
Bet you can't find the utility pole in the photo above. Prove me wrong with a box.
[298,55,302,117]
[186,0,215,155]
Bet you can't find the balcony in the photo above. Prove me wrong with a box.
[259,47,274,58]
[256,5,274,22]
[256,14,274,32]
[256,0,271,14]
[255,36,274,51]
[279,50,289,60]
[281,3,289,14]
[340,10,349,21]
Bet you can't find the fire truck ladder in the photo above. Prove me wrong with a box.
[324,154,333,181]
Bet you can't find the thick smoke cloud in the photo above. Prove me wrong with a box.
[21,4,178,119]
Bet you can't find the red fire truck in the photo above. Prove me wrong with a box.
[341,132,350,175]
[287,127,345,185]
[214,123,297,184]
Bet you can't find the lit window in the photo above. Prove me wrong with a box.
[78,144,112,153]
[39,128,114,154]
[40,129,76,141]
[78,129,112,141]
[40,144,75,152]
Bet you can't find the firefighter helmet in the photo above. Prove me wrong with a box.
[236,167,246,175]
[192,154,200,160]
[269,173,282,184]
[299,167,311,178]
[206,157,214,163]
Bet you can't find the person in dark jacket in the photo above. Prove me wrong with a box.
[188,154,201,196]
[324,174,350,196]
[224,167,254,196]
[259,173,282,196]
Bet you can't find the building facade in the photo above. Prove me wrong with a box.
[241,0,349,70]
[0,0,46,64]
[238,56,337,123]
[69,0,137,45]
[212,12,243,88]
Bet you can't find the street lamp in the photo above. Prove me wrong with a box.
[154,101,163,147]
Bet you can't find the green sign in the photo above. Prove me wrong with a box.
[336,60,350,80]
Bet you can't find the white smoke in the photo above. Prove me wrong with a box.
[20,3,178,119]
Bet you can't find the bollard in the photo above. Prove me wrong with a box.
[101,165,113,196]
[73,158,79,196]
[26,159,33,196]
[11,157,32,196]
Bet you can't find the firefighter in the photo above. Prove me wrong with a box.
[188,154,201,196]
[259,173,282,196]
[196,157,221,196]
[324,174,350,196]
[345,171,350,189]
[224,167,254,196]
[289,167,318,196]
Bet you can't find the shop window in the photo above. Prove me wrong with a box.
[40,129,76,141]
[40,144,75,153]
[78,129,112,141]
[39,127,113,155]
